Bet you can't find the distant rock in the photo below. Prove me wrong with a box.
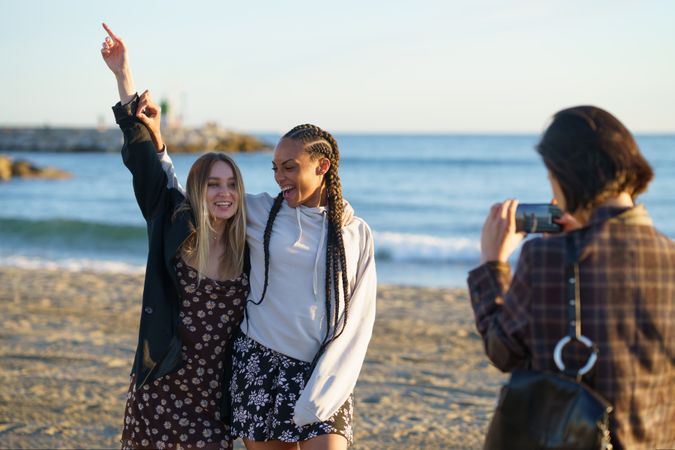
[0,127,119,152]
[0,155,11,181]
[0,124,272,153]
[163,123,272,153]
[0,155,71,181]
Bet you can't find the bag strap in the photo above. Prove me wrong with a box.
[553,233,598,378]
[565,234,581,340]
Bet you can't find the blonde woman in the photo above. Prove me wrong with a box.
[102,24,248,449]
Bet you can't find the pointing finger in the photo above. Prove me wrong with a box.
[102,22,122,43]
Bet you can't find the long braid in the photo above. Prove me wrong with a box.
[281,124,351,371]
[243,192,283,334]
[323,225,335,344]
[250,193,283,307]
[322,130,351,343]
[261,193,284,302]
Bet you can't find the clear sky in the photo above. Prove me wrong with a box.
[1,0,673,132]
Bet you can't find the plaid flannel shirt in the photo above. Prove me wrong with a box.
[467,205,675,450]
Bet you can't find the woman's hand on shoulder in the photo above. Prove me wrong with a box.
[341,199,354,227]
[480,199,525,264]
[136,90,164,152]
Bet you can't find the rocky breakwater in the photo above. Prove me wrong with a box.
[164,123,273,153]
[0,124,272,153]
[0,155,72,181]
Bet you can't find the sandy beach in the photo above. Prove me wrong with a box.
[0,267,505,449]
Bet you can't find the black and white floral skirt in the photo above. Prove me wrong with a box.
[228,331,353,444]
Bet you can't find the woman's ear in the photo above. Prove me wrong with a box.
[316,157,331,176]
[548,170,566,212]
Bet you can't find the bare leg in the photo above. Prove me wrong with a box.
[300,434,348,450]
[242,439,299,450]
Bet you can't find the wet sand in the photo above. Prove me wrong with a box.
[0,267,505,449]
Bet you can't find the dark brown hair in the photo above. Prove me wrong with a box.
[255,124,349,370]
[536,106,653,214]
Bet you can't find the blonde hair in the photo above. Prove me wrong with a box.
[176,152,247,280]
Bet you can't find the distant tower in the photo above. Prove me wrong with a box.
[178,91,187,128]
[97,114,107,131]
[160,99,171,129]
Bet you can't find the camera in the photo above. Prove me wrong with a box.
[515,204,563,233]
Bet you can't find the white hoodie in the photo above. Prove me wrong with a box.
[159,150,377,427]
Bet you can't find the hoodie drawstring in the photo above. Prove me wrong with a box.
[313,212,327,298]
[293,207,327,300]
[294,208,304,245]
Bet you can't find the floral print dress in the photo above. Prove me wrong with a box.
[121,257,248,449]
[229,331,354,444]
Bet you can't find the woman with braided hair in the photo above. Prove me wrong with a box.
[159,124,377,449]
[102,22,375,449]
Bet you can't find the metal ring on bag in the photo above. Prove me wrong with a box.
[553,335,598,376]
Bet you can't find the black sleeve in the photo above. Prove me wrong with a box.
[113,96,169,221]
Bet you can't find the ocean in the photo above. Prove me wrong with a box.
[1,134,674,287]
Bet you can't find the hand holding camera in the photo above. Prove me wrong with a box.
[480,200,576,264]
[479,199,525,264]
[514,203,563,233]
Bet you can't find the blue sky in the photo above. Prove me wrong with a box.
[1,0,674,132]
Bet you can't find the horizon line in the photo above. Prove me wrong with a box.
[1,124,674,136]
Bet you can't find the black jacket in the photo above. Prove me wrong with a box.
[114,96,192,390]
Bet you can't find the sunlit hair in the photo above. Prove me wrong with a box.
[254,124,348,370]
[176,153,247,280]
[536,106,653,214]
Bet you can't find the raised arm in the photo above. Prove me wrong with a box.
[112,96,170,221]
[100,22,136,105]
[467,201,532,371]
[101,23,164,151]
[101,23,177,222]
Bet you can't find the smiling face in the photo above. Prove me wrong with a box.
[272,138,330,208]
[206,160,239,222]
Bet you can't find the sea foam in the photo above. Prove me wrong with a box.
[374,231,480,263]
[0,255,145,274]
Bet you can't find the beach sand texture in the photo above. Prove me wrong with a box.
[0,268,505,449]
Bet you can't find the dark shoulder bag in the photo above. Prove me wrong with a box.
[483,234,613,450]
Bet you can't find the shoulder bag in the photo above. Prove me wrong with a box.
[483,234,613,450]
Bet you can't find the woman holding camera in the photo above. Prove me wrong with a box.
[468,106,675,450]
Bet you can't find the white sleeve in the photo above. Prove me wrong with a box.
[157,147,185,194]
[245,192,275,228]
[293,225,377,426]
